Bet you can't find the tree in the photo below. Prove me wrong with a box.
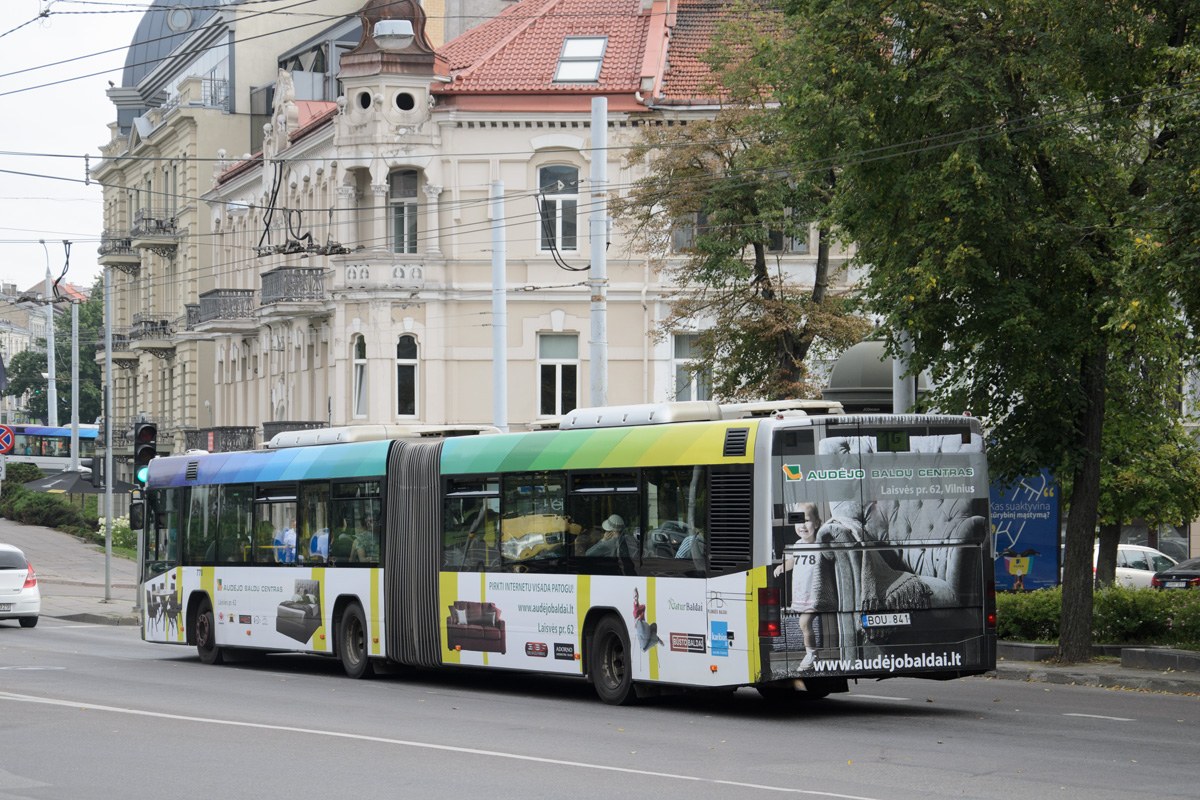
[617,6,870,400]
[1094,310,1200,585]
[5,349,49,422]
[2,276,104,425]
[772,0,1200,660]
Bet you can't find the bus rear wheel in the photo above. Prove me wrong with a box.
[591,616,637,705]
[195,599,222,665]
[339,604,375,679]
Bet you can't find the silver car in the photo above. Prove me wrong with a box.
[0,543,40,628]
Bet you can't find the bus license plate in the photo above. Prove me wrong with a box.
[862,613,911,627]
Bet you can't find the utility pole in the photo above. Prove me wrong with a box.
[43,262,57,427]
[589,97,609,407]
[491,180,508,432]
[104,267,114,603]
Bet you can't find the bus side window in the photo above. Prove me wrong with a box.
[442,479,500,570]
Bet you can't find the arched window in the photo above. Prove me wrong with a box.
[390,169,418,254]
[396,334,418,417]
[538,165,578,252]
[351,334,367,418]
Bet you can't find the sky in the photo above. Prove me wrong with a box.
[0,1,141,296]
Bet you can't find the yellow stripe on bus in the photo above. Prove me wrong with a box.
[480,571,488,667]
[576,575,589,675]
[311,566,327,652]
[439,571,461,664]
[370,568,381,656]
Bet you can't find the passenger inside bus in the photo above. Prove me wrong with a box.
[351,513,379,563]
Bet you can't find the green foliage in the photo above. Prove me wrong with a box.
[996,587,1064,642]
[0,463,105,543]
[998,587,1200,647]
[770,0,1200,659]
[3,275,104,423]
[616,5,871,401]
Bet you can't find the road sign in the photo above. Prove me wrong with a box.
[0,425,13,454]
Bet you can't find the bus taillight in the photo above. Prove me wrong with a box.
[758,587,781,637]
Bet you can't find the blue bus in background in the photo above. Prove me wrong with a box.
[0,424,98,473]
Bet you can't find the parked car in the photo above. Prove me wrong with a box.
[1151,557,1200,590]
[0,543,40,628]
[1095,544,1177,588]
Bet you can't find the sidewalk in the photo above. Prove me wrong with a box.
[1,516,140,626]
[3,517,1199,694]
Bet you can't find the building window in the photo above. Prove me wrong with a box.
[674,334,712,402]
[672,212,709,252]
[538,333,578,417]
[768,216,810,254]
[554,36,607,82]
[352,334,367,418]
[396,334,418,417]
[538,166,578,252]
[390,169,418,254]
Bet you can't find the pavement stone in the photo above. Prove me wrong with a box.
[3,516,1199,694]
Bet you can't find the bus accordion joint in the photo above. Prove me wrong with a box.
[758,587,781,637]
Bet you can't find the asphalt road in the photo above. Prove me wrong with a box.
[0,618,1196,800]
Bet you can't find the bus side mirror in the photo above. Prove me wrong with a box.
[129,501,144,532]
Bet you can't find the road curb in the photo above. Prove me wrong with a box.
[56,612,141,626]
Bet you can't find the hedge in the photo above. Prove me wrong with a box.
[0,464,106,543]
[997,586,1200,647]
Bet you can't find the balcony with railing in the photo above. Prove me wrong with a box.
[163,76,231,115]
[129,313,174,358]
[192,288,258,334]
[130,208,178,256]
[262,421,328,442]
[260,267,327,318]
[97,230,141,271]
[93,328,139,366]
[184,426,257,453]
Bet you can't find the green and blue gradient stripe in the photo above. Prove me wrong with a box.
[440,420,757,475]
[145,440,391,488]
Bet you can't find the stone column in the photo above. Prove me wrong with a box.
[371,183,389,253]
[336,184,357,252]
[423,184,443,256]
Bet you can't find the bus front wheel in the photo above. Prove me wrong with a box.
[195,599,222,665]
[338,604,375,679]
[591,616,637,705]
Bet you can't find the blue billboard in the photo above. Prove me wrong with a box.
[990,470,1060,591]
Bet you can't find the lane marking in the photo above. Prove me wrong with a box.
[0,691,883,798]
[1063,712,1134,722]
[848,694,909,702]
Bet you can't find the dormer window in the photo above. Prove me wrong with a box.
[554,37,607,82]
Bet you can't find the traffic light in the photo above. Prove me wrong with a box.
[133,421,158,484]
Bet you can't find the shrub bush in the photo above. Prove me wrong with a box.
[0,464,107,543]
[998,586,1200,647]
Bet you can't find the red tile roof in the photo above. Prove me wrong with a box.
[437,0,653,96]
[658,0,724,104]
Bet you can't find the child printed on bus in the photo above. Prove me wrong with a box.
[773,502,823,670]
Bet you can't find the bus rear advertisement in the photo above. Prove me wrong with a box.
[137,403,996,704]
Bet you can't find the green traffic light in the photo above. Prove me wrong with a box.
[136,466,149,484]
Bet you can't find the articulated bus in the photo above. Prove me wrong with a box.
[0,424,98,473]
[137,402,996,704]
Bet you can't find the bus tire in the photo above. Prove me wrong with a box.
[195,599,222,665]
[591,616,637,705]
[338,603,374,679]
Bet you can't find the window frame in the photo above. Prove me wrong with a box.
[537,333,579,417]
[351,334,368,419]
[396,333,419,418]
[673,333,712,402]
[389,169,419,255]
[537,165,579,253]
[553,36,608,83]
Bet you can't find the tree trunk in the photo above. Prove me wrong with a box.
[1058,338,1108,663]
[1095,522,1121,587]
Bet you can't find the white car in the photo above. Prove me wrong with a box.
[1095,543,1177,589]
[0,543,40,628]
